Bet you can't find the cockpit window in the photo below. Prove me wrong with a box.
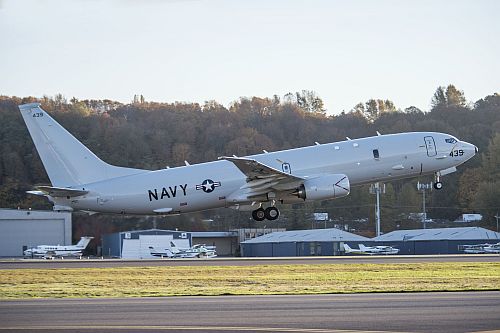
[445,138,457,144]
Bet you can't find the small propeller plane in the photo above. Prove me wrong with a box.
[462,242,500,254]
[344,243,399,255]
[18,103,477,221]
[23,236,93,258]
[149,242,217,258]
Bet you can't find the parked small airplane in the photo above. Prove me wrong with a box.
[23,236,93,258]
[19,103,477,220]
[484,243,500,254]
[462,242,500,254]
[171,242,217,258]
[344,243,399,255]
[148,246,175,258]
[149,242,216,258]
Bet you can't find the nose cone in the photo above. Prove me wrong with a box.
[462,141,478,160]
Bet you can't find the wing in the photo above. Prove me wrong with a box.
[220,156,304,202]
[29,186,88,197]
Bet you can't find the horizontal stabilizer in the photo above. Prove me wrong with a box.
[34,186,88,197]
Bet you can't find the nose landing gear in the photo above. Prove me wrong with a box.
[434,173,443,190]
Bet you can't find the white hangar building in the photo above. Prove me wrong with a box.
[0,208,72,257]
[101,229,192,259]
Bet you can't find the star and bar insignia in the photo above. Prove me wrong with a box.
[195,179,221,193]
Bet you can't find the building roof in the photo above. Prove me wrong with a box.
[373,227,500,242]
[242,228,369,244]
[0,208,71,219]
[191,231,238,238]
[117,229,188,235]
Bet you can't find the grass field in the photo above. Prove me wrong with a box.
[0,262,499,298]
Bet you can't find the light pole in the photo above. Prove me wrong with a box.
[369,183,385,237]
[417,182,433,229]
[495,213,499,233]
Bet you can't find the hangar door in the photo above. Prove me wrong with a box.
[121,235,190,259]
[0,219,67,256]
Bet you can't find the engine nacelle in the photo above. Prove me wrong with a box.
[294,174,350,201]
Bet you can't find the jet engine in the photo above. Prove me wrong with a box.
[294,174,350,201]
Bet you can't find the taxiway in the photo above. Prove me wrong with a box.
[0,292,499,332]
[1,254,499,269]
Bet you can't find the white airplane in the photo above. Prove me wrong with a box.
[462,244,486,254]
[463,242,500,254]
[344,243,399,255]
[483,243,500,254]
[18,103,477,221]
[148,246,176,258]
[23,236,94,258]
[149,242,217,258]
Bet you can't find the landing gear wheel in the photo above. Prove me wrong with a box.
[433,181,443,190]
[252,208,266,221]
[264,207,280,220]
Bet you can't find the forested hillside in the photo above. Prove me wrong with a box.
[1,86,499,243]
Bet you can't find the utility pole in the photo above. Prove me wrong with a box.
[417,182,433,229]
[495,213,499,233]
[370,183,385,237]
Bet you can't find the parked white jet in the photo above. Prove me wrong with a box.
[344,243,399,255]
[19,103,477,221]
[23,236,93,258]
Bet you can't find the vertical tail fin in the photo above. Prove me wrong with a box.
[75,237,93,248]
[343,243,353,252]
[359,244,368,251]
[18,103,146,187]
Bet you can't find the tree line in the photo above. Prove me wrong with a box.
[0,86,499,247]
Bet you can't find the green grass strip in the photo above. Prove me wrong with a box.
[0,262,499,298]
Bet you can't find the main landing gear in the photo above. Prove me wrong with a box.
[252,206,280,221]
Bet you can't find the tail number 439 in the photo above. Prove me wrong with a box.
[450,149,464,157]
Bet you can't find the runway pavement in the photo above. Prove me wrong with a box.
[1,254,499,269]
[0,292,499,332]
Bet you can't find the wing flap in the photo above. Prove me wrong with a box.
[220,156,303,181]
[34,186,88,197]
[221,156,304,203]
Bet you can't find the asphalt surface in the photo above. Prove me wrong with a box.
[0,292,499,332]
[1,254,499,269]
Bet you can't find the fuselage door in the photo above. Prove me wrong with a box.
[424,136,437,157]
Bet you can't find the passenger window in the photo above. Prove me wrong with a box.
[373,149,380,159]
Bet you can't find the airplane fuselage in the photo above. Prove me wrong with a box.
[24,246,84,257]
[54,132,476,215]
